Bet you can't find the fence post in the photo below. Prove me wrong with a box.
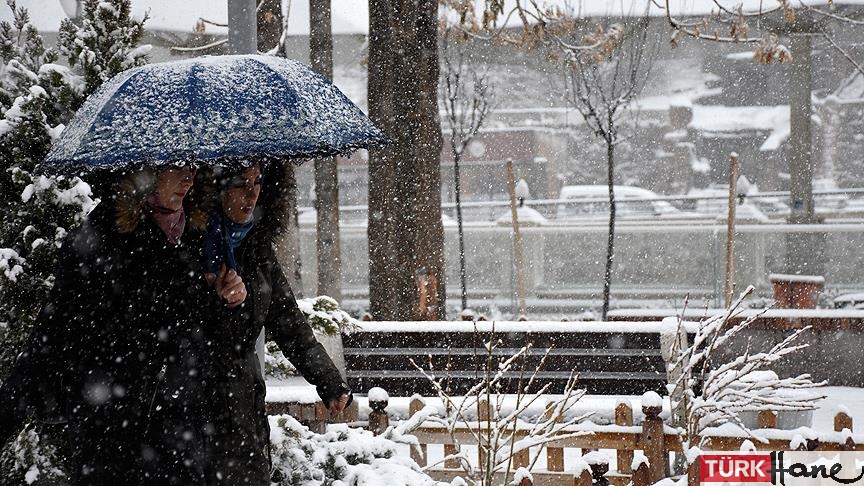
[632,456,650,486]
[367,388,390,435]
[835,411,855,451]
[616,401,634,475]
[835,411,853,433]
[574,462,593,486]
[409,397,427,467]
[584,452,610,486]
[545,400,564,472]
[687,456,700,486]
[641,399,666,484]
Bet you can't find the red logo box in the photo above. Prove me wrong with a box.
[700,454,773,483]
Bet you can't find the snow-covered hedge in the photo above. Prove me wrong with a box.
[266,296,358,379]
[269,415,443,486]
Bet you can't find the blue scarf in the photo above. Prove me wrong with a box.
[203,211,255,274]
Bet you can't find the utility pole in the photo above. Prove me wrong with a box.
[784,30,825,276]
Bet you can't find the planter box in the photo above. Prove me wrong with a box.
[769,273,825,309]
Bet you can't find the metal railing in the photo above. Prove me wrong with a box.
[298,188,864,225]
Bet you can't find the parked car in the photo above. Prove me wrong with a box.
[555,185,682,221]
[688,186,782,220]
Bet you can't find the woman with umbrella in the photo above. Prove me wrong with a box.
[145,161,351,484]
[1,54,382,483]
[0,164,244,484]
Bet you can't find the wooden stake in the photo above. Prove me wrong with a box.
[724,153,739,308]
[506,159,527,318]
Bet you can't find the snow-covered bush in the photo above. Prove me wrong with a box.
[0,423,68,485]
[57,0,149,98]
[265,296,357,379]
[265,340,298,379]
[269,414,443,486]
[0,2,92,376]
[297,295,360,336]
[665,286,825,470]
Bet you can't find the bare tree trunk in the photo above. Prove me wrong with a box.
[310,0,342,302]
[271,167,303,292]
[602,138,616,320]
[368,0,444,320]
[367,0,399,319]
[412,0,445,320]
[258,1,302,291]
[785,33,825,276]
[309,0,346,377]
[454,151,467,310]
[256,0,282,52]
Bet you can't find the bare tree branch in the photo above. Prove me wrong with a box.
[170,38,229,53]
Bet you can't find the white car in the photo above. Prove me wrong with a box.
[555,185,681,220]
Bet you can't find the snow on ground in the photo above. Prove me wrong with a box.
[267,378,864,431]
[267,379,864,471]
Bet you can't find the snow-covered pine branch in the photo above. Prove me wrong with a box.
[58,0,150,98]
[265,296,358,379]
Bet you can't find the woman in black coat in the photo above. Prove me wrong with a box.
[0,167,224,485]
[178,162,352,485]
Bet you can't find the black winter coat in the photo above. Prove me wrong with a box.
[0,198,209,485]
[169,228,345,485]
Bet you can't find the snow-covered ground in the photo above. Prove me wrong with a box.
[268,378,864,432]
[268,379,864,473]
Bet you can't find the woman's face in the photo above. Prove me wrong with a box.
[222,164,262,224]
[151,167,196,211]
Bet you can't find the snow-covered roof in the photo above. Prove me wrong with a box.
[1,0,368,35]
[8,0,863,36]
[689,105,790,151]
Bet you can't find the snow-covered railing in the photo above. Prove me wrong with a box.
[358,394,863,486]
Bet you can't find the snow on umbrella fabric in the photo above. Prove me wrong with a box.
[41,55,386,173]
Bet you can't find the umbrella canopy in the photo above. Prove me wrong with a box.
[41,55,386,173]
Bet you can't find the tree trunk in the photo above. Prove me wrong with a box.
[271,167,303,293]
[368,0,445,320]
[258,2,302,291]
[310,0,342,302]
[412,0,445,320]
[367,0,398,319]
[602,139,616,320]
[454,151,468,311]
[256,0,282,53]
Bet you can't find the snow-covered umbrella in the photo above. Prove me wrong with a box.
[40,55,386,173]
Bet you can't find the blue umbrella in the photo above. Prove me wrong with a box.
[41,55,386,173]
